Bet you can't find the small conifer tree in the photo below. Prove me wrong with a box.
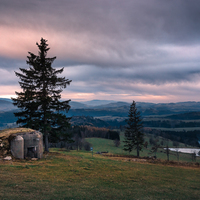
[124,100,144,156]
[12,38,71,152]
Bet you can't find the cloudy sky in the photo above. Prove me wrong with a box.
[1,0,200,103]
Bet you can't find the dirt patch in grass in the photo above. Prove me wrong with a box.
[102,153,200,168]
[0,128,34,138]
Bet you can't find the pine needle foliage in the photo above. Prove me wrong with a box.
[123,100,144,156]
[12,38,72,152]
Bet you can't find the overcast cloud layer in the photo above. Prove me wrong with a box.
[1,0,200,102]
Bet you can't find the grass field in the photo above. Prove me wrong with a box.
[86,132,200,163]
[0,150,200,200]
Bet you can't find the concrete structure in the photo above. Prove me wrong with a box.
[10,135,24,159]
[10,131,43,159]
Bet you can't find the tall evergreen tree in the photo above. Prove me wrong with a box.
[12,38,72,152]
[123,100,144,156]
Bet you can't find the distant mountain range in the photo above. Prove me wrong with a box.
[1,98,200,120]
[0,99,15,111]
[0,98,12,102]
[82,100,115,106]
[69,100,128,109]
[68,101,200,117]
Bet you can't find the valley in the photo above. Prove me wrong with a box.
[0,98,200,154]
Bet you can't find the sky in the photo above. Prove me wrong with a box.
[1,0,200,103]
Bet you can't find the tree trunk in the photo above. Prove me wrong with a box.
[44,134,49,152]
[137,145,139,157]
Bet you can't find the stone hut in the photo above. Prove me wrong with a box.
[0,128,43,159]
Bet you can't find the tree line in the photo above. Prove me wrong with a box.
[143,120,200,128]
[49,125,120,151]
[144,128,200,147]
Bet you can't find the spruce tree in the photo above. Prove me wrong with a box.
[12,38,71,152]
[123,101,144,156]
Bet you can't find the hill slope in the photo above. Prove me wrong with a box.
[0,99,15,111]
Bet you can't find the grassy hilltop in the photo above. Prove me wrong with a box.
[0,148,200,199]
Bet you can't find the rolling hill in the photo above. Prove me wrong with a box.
[1,98,200,125]
[0,99,15,111]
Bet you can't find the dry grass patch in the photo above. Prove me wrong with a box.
[102,153,200,169]
[0,128,34,138]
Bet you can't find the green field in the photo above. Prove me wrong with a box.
[86,132,200,163]
[0,150,200,200]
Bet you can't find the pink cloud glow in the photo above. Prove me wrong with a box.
[1,0,200,103]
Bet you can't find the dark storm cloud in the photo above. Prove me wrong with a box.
[0,57,25,86]
[1,0,200,100]
[63,64,200,94]
[64,63,200,100]
[1,0,200,65]
[0,57,25,70]
[1,0,200,43]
